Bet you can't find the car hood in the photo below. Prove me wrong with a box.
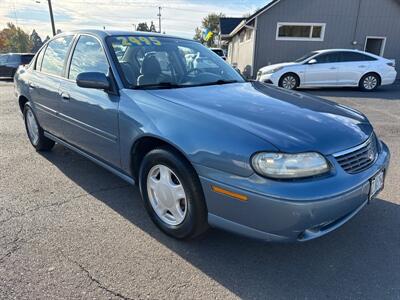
[258,62,298,73]
[145,82,372,155]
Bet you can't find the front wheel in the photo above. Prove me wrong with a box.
[23,103,55,151]
[359,73,380,91]
[139,147,208,239]
[279,73,299,90]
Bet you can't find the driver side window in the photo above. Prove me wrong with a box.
[69,35,109,80]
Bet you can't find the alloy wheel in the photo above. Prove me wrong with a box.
[282,75,297,89]
[363,76,378,90]
[147,164,187,226]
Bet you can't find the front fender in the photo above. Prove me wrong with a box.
[119,89,278,177]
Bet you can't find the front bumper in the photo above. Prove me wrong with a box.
[257,73,279,85]
[196,141,390,242]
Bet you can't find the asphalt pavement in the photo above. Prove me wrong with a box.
[1,80,399,299]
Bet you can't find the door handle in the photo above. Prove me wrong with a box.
[358,65,366,68]
[60,92,70,101]
[29,82,36,89]
[329,67,337,70]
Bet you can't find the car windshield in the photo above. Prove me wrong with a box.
[294,51,318,63]
[107,35,244,89]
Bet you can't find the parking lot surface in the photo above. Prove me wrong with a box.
[1,80,399,299]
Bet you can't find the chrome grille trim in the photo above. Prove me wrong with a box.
[333,134,378,174]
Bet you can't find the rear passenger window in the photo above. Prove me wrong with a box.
[8,55,20,63]
[341,52,376,62]
[314,52,341,63]
[69,35,109,80]
[41,36,73,76]
[0,55,8,64]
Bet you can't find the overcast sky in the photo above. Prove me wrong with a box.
[1,0,268,39]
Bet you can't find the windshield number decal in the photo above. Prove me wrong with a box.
[116,36,162,47]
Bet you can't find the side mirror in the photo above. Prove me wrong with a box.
[76,72,110,90]
[308,59,317,65]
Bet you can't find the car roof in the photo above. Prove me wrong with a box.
[314,49,370,54]
[55,29,193,42]
[1,53,34,55]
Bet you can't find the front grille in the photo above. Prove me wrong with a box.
[334,135,378,174]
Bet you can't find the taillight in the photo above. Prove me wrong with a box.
[387,61,395,68]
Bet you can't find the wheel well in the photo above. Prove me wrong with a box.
[130,136,192,183]
[279,72,300,86]
[361,72,382,85]
[18,95,29,113]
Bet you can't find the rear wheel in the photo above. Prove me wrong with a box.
[359,73,380,91]
[139,147,208,239]
[23,103,55,151]
[279,73,299,90]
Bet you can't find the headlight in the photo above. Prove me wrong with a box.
[251,152,330,179]
[261,67,283,75]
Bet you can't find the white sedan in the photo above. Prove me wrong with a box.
[257,49,397,91]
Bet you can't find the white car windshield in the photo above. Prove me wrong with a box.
[108,35,244,89]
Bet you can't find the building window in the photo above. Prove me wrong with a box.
[276,22,325,41]
[239,30,245,43]
[245,28,252,41]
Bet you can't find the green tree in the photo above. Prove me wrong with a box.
[43,35,51,44]
[193,13,225,47]
[136,22,150,32]
[0,23,33,53]
[30,29,43,53]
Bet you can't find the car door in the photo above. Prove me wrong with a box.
[58,34,120,168]
[304,52,340,86]
[29,35,74,137]
[336,52,375,86]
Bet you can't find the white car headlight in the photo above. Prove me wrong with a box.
[261,67,283,75]
[251,152,330,179]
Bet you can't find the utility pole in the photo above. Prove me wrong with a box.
[47,0,56,36]
[157,6,162,33]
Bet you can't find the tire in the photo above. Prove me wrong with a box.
[359,73,380,91]
[279,73,299,90]
[139,146,208,239]
[23,103,55,151]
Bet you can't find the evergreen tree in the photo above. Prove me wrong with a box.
[30,29,43,53]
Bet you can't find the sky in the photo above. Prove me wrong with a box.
[0,0,268,39]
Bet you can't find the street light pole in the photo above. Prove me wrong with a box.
[47,0,56,36]
[157,6,162,33]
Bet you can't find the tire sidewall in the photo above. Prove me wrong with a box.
[23,103,40,148]
[139,148,207,239]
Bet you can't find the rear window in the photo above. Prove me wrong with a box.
[340,52,376,62]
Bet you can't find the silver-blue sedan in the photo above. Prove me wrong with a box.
[14,30,390,242]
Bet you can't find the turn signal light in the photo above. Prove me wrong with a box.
[211,185,248,201]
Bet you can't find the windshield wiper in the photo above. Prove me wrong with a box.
[132,82,182,90]
[192,79,239,87]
